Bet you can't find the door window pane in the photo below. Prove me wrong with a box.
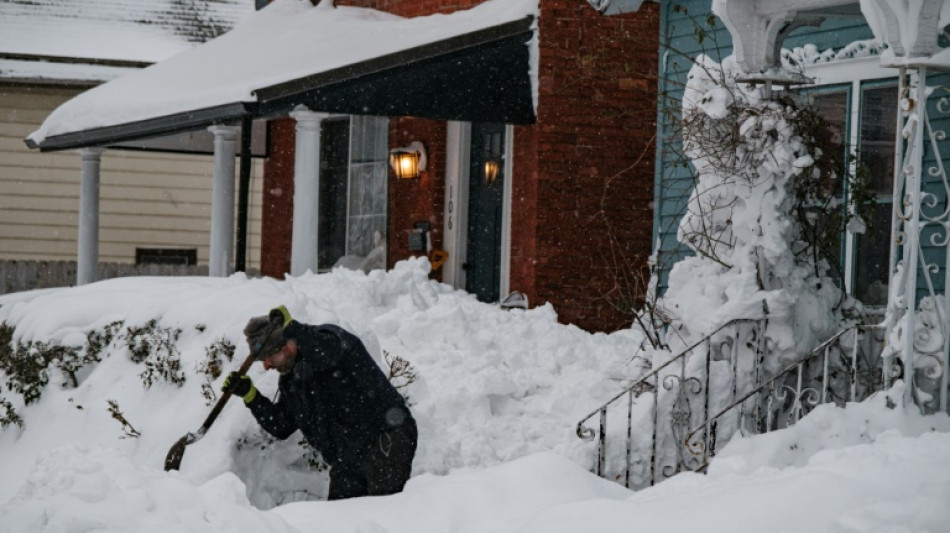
[859,85,898,195]
[810,89,849,286]
[854,203,892,305]
[318,118,350,270]
[854,83,898,306]
[466,123,505,303]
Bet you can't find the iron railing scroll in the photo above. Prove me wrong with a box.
[576,318,767,489]
[578,322,887,489]
[887,65,950,414]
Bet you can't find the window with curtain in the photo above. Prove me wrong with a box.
[316,115,389,271]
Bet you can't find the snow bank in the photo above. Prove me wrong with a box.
[0,259,646,507]
[4,390,946,533]
[0,444,295,533]
[274,452,631,533]
[522,428,950,533]
[710,383,950,472]
[2,259,948,532]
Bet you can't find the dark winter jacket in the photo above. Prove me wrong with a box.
[246,321,412,469]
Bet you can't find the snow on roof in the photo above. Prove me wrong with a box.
[0,0,253,63]
[0,58,146,86]
[28,0,539,146]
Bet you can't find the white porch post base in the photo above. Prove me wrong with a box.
[289,106,328,277]
[77,147,105,286]
[208,125,239,277]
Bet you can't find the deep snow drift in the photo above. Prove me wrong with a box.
[0,261,948,532]
[0,260,645,508]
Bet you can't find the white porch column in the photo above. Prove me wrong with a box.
[77,147,105,286]
[208,125,239,277]
[289,106,328,276]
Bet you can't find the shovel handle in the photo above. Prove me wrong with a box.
[164,350,259,471]
[197,351,259,431]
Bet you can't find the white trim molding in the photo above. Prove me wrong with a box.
[443,121,470,288]
[499,124,515,298]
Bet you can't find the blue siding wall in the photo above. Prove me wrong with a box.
[654,0,732,289]
[655,2,885,293]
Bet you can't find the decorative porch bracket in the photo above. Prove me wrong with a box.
[711,0,860,76]
[863,0,943,59]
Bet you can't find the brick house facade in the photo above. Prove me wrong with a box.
[260,0,658,332]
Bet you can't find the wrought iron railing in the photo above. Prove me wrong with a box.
[683,324,887,470]
[576,321,887,489]
[887,66,950,414]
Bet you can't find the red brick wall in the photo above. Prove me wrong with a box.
[387,117,446,279]
[260,117,295,279]
[510,125,540,309]
[528,1,658,331]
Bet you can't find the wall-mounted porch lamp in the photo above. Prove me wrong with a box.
[389,141,427,179]
[482,130,503,185]
[483,160,500,185]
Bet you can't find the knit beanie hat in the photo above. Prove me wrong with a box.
[244,305,292,359]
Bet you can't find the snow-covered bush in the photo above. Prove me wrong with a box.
[657,55,871,372]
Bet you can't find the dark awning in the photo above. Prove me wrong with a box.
[27,1,538,152]
[255,17,535,124]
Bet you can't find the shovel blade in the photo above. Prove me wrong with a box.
[164,434,189,471]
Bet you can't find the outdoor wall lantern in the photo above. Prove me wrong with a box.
[389,141,427,179]
[483,159,500,185]
[481,131,503,185]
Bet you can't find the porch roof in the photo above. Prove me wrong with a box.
[27,0,539,152]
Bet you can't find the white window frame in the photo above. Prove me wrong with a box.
[803,57,897,301]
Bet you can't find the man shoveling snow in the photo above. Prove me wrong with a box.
[224,306,417,500]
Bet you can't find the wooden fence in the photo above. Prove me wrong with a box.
[0,260,223,295]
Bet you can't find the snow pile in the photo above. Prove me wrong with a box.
[0,259,646,508]
[710,383,950,473]
[274,452,632,533]
[2,382,947,532]
[526,402,950,533]
[1,445,295,533]
[1,258,948,532]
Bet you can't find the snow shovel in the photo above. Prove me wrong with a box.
[164,349,259,471]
